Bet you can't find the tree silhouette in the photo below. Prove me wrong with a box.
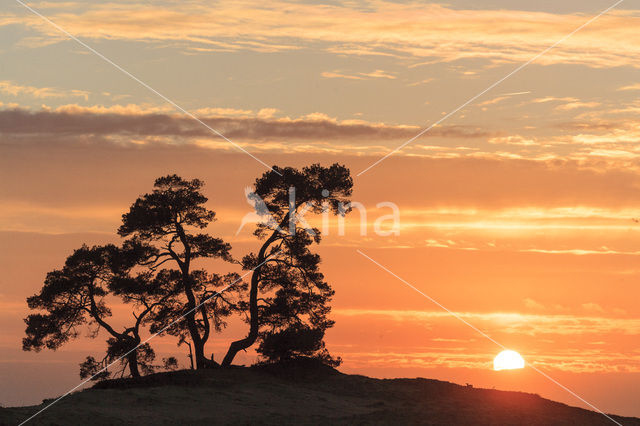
[222,163,352,366]
[142,268,245,368]
[23,244,165,378]
[117,175,240,368]
[253,229,342,367]
[24,168,350,378]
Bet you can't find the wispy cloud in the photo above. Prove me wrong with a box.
[524,298,546,310]
[478,91,532,106]
[0,80,89,100]
[532,96,579,104]
[555,101,601,111]
[407,78,434,87]
[321,69,397,80]
[334,309,640,336]
[6,2,640,68]
[488,135,537,146]
[617,83,640,91]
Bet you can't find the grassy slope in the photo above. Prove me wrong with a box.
[2,363,638,425]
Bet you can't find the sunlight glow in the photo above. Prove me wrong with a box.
[494,350,525,371]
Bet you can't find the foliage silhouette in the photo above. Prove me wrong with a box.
[222,163,352,367]
[23,166,351,380]
[23,244,167,378]
[117,175,244,369]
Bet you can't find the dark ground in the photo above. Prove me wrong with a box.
[2,361,638,425]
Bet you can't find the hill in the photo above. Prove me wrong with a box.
[2,362,638,425]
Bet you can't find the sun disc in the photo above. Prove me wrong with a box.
[493,350,525,371]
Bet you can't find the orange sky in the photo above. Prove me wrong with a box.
[1,0,640,419]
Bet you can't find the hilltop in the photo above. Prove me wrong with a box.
[2,361,638,425]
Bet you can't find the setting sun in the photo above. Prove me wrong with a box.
[494,350,525,371]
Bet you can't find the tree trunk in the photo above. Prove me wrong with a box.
[184,306,205,368]
[193,338,206,368]
[180,268,211,369]
[174,222,214,369]
[222,217,286,367]
[127,351,140,378]
[221,269,260,366]
[191,337,218,368]
[186,342,194,370]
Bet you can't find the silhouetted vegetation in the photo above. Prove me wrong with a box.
[23,243,168,379]
[223,164,353,367]
[117,175,243,369]
[22,164,352,380]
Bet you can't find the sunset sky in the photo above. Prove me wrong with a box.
[1,0,640,419]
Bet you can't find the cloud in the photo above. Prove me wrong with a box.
[407,78,434,87]
[192,107,255,117]
[488,135,537,146]
[7,2,640,68]
[552,120,618,131]
[0,105,493,144]
[617,83,640,91]
[340,350,494,370]
[582,302,605,313]
[555,101,601,111]
[523,248,640,256]
[524,298,545,310]
[532,96,579,104]
[256,108,278,119]
[477,91,532,106]
[339,348,640,373]
[425,239,453,249]
[0,80,89,100]
[334,309,640,336]
[321,70,397,80]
